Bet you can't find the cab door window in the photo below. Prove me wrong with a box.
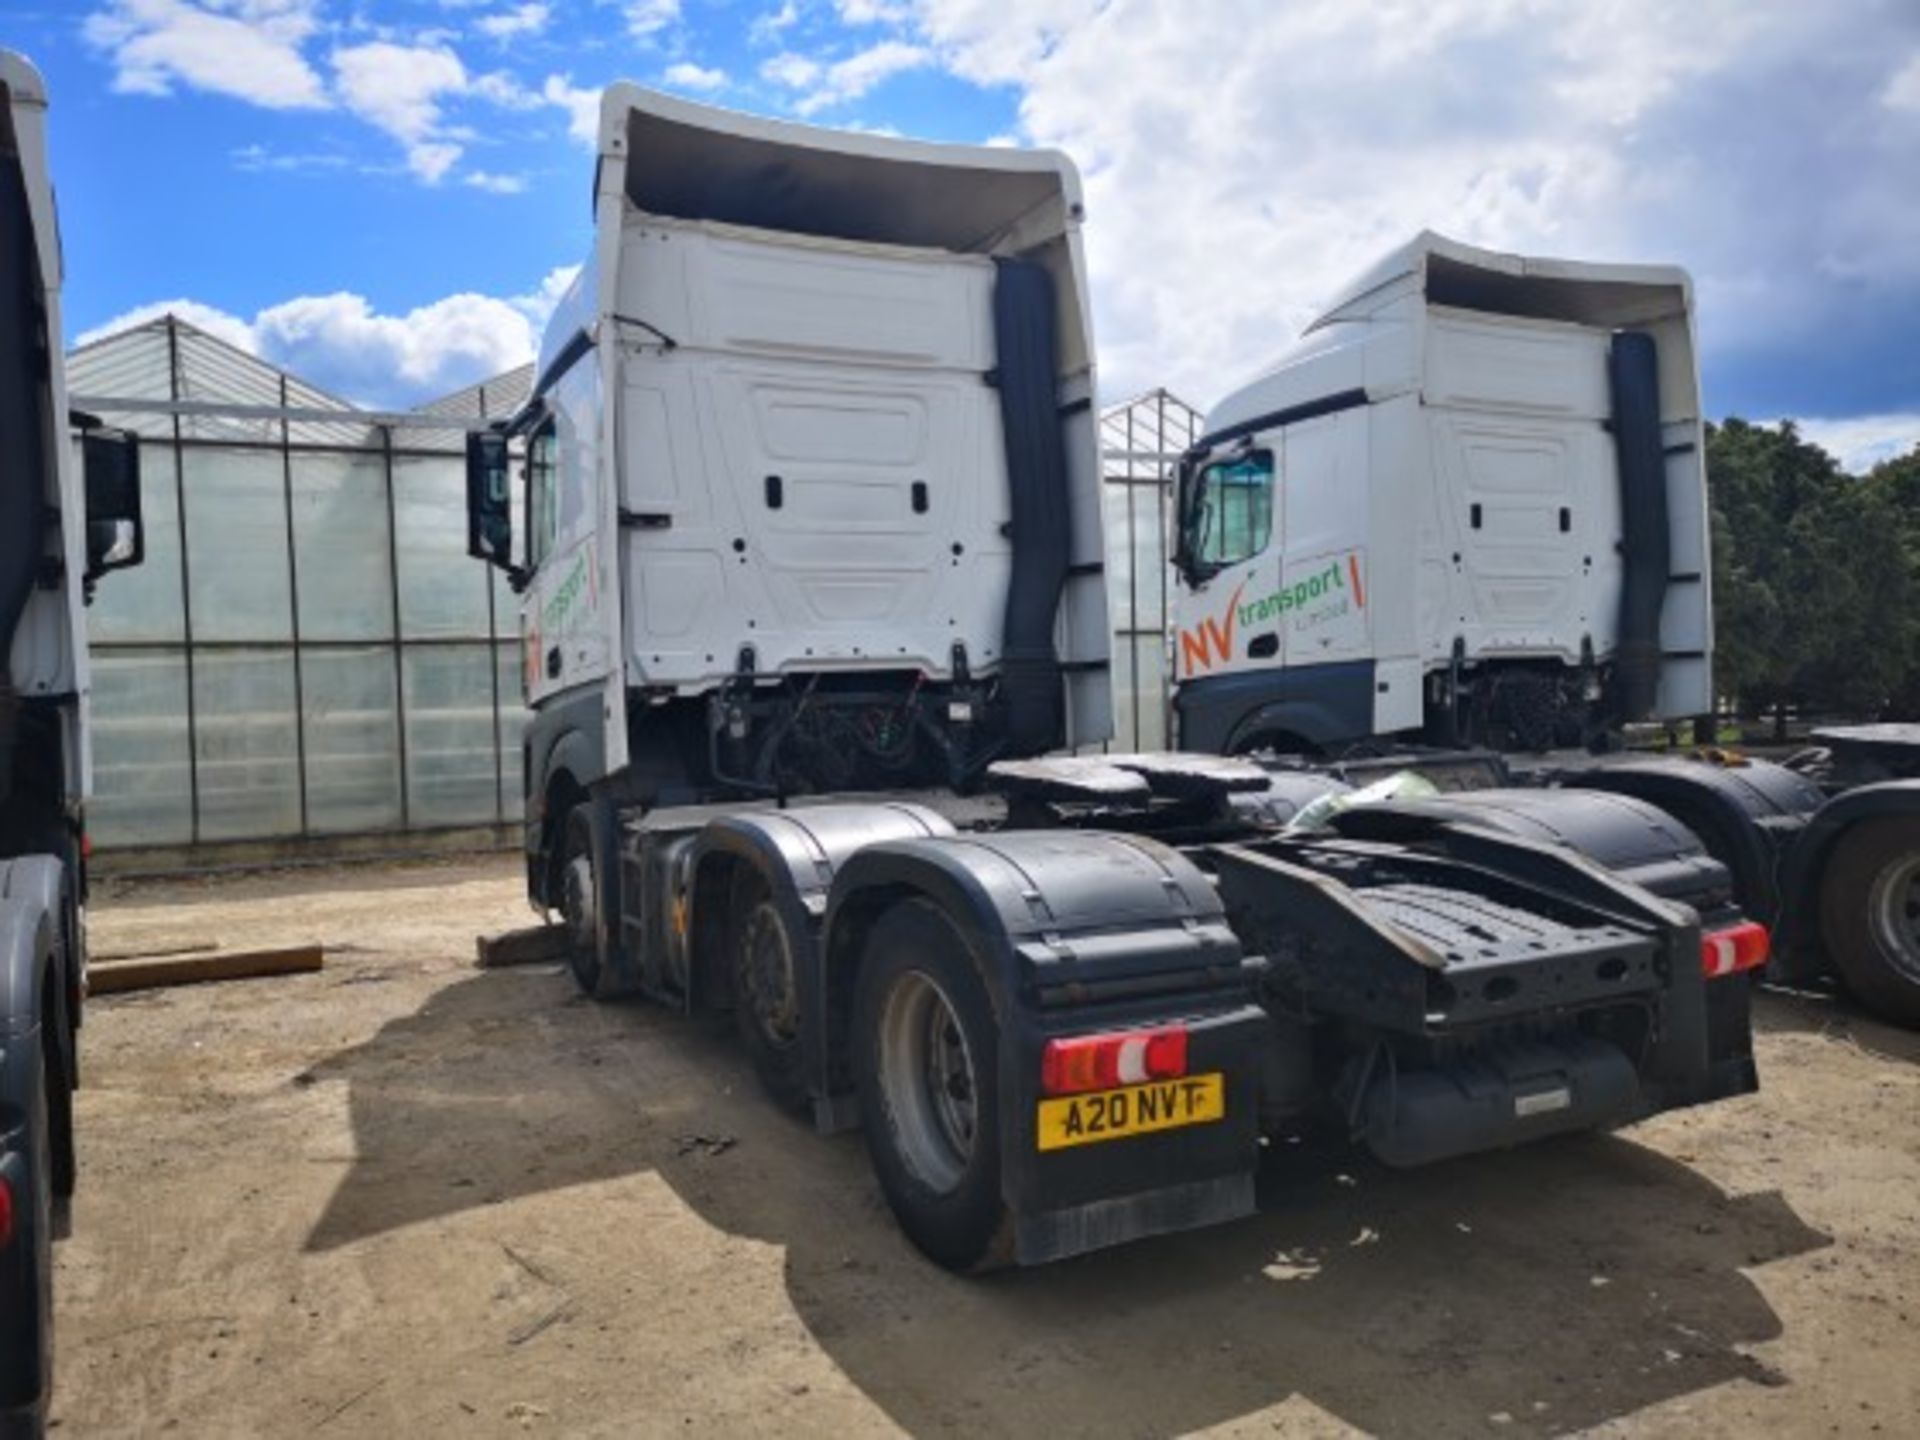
[1188,449,1275,575]
[526,421,558,569]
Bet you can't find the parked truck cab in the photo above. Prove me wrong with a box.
[1172,232,1712,756]
[466,88,1112,919]
[2,47,144,1433]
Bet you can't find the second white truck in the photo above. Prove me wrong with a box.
[1171,232,1710,757]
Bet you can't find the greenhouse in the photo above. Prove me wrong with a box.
[66,314,1194,854]
[67,316,532,852]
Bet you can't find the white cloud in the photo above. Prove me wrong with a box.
[76,298,260,355]
[760,52,823,89]
[330,41,471,182]
[464,169,529,193]
[750,1,801,45]
[1885,52,1920,111]
[83,0,329,109]
[894,1,1920,415]
[543,74,603,146]
[836,0,911,23]
[75,266,583,407]
[663,62,728,92]
[477,3,551,40]
[86,4,547,187]
[763,39,932,114]
[470,69,545,110]
[1791,414,1920,474]
[624,0,682,39]
[231,142,352,173]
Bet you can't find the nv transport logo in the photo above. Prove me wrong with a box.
[1179,551,1367,677]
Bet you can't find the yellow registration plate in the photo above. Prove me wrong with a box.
[1035,1073,1226,1152]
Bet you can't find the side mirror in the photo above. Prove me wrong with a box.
[82,426,144,583]
[465,430,523,585]
[1171,452,1199,582]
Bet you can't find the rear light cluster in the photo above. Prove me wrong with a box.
[1041,1025,1189,1096]
[0,1174,13,1249]
[1702,921,1769,979]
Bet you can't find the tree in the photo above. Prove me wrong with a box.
[1704,421,1919,725]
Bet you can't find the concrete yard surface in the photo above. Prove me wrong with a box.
[51,854,1920,1437]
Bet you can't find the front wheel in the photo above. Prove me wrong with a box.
[851,899,1011,1273]
[1821,817,1920,1027]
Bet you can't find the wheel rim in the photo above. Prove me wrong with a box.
[740,904,800,1046]
[1868,853,1920,982]
[876,969,977,1194]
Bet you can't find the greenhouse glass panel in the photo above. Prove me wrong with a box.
[302,647,403,833]
[1102,482,1134,631]
[183,447,294,642]
[1131,634,1169,751]
[88,442,185,645]
[88,648,193,846]
[291,452,395,642]
[193,647,301,840]
[393,455,491,639]
[495,641,528,822]
[403,644,501,825]
[1131,482,1169,630]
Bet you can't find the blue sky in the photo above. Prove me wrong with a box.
[9,1,1920,466]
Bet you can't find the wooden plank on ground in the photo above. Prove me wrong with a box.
[89,943,324,995]
[92,939,219,963]
[476,925,568,969]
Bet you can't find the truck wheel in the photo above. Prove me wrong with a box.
[559,807,608,998]
[1820,818,1920,1027]
[728,875,807,1111]
[851,899,1011,1273]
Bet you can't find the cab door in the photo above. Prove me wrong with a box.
[523,359,610,707]
[1172,441,1281,683]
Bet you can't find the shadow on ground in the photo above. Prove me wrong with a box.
[304,968,1830,1439]
[1753,985,1920,1065]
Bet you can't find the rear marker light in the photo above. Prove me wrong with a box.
[1041,1025,1189,1096]
[1702,921,1769,979]
[0,1175,12,1250]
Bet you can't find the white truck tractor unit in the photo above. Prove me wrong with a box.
[1,49,145,1433]
[467,91,1769,1272]
[466,88,1110,829]
[1169,235,1920,1030]
[1172,232,1710,756]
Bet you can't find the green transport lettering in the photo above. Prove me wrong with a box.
[1237,558,1346,628]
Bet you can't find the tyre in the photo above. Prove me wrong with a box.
[727,872,807,1111]
[851,899,1012,1273]
[1820,817,1920,1027]
[557,807,604,996]
[42,974,73,1203]
[0,1033,54,1435]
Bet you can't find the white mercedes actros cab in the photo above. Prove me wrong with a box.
[465,86,1110,910]
[1170,232,1713,756]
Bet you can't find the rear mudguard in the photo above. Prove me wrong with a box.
[1360,786,1733,910]
[1542,755,1826,926]
[1774,779,1920,978]
[826,830,1264,1265]
[0,858,62,1032]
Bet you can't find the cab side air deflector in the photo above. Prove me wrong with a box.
[1607,331,1670,723]
[991,259,1072,756]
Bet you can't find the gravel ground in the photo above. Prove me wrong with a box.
[42,853,1920,1438]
